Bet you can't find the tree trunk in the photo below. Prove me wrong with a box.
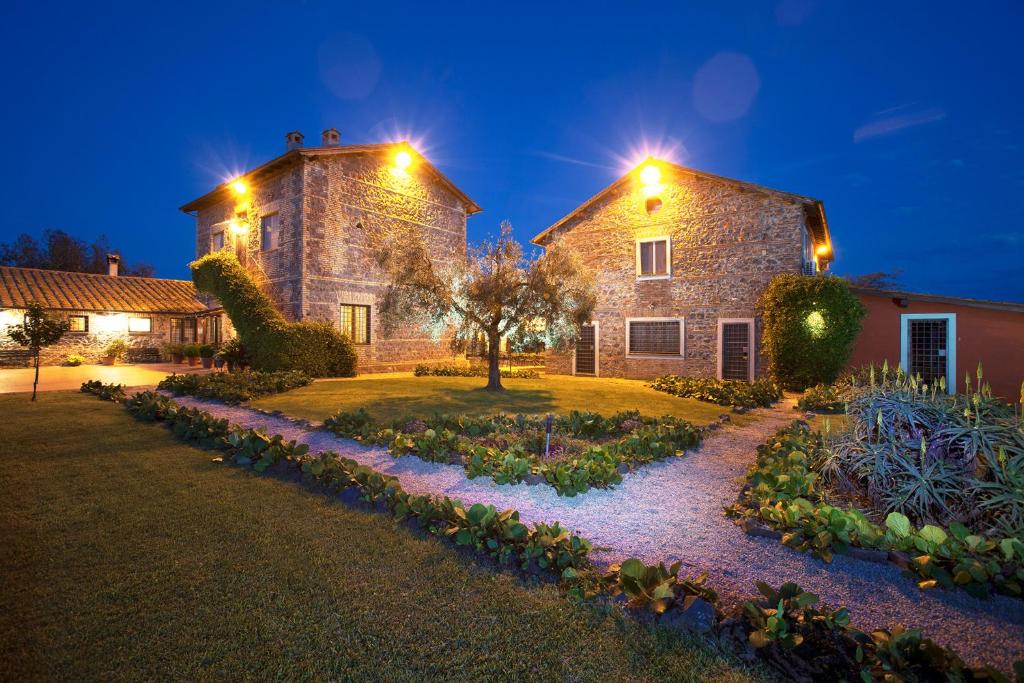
[485,331,504,391]
[32,350,40,402]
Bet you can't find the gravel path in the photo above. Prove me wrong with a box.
[168,394,1024,671]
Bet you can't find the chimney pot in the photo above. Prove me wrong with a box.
[106,254,121,277]
[285,130,304,151]
[321,128,340,146]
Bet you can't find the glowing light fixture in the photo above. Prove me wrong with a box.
[816,244,831,257]
[395,149,413,170]
[805,310,826,338]
[230,179,247,195]
[640,164,661,186]
[229,219,247,235]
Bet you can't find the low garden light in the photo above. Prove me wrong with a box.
[805,310,826,338]
[230,179,247,195]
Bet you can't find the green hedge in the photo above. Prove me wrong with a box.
[157,369,312,404]
[759,274,865,391]
[190,251,356,378]
[414,364,541,379]
[648,375,782,409]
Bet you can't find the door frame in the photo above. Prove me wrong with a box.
[572,320,599,376]
[717,318,755,382]
[900,313,956,394]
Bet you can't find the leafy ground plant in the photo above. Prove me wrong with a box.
[324,408,701,496]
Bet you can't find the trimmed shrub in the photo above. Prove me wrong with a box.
[414,364,541,379]
[649,375,781,409]
[759,274,865,391]
[158,369,312,404]
[190,251,356,377]
[797,383,846,413]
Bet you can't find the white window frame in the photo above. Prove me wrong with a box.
[900,313,956,394]
[717,318,755,382]
[635,236,672,280]
[625,317,685,359]
[128,317,152,334]
[571,320,600,376]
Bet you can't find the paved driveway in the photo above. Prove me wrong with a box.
[0,363,209,393]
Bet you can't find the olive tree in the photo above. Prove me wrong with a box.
[373,221,596,391]
[7,302,70,401]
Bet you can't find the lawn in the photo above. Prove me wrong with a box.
[252,374,756,426]
[0,391,767,682]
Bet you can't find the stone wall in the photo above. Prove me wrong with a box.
[302,153,468,372]
[542,167,810,380]
[192,150,472,373]
[0,310,181,365]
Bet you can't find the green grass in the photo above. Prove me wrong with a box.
[0,392,768,682]
[253,374,756,427]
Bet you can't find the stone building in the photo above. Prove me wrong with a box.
[0,257,219,366]
[180,129,482,373]
[531,159,833,380]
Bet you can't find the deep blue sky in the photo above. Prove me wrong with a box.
[2,1,1022,300]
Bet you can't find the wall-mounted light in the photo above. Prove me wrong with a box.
[230,179,247,195]
[229,219,247,235]
[640,164,661,186]
[394,149,412,170]
[815,244,831,257]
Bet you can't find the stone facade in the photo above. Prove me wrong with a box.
[535,163,830,380]
[191,144,477,373]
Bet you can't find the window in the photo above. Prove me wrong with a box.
[128,317,152,334]
[802,229,816,275]
[261,213,281,251]
[211,230,225,251]
[636,237,670,278]
[340,304,370,345]
[900,313,956,394]
[627,318,683,356]
[68,315,88,333]
[205,315,222,344]
[170,317,197,344]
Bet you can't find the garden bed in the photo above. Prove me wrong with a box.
[157,369,311,404]
[649,375,782,409]
[323,408,704,496]
[727,366,1024,601]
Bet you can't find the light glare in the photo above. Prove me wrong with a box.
[230,179,247,195]
[395,150,413,170]
[640,164,661,186]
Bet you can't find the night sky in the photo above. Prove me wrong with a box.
[1,1,1022,301]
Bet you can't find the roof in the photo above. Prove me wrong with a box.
[530,160,833,264]
[849,286,1024,314]
[0,266,209,314]
[180,143,483,215]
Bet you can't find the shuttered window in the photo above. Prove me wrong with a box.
[340,304,370,345]
[627,319,683,356]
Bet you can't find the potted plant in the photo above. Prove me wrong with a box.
[213,350,226,370]
[102,339,127,366]
[183,343,201,367]
[199,344,216,369]
[219,337,247,372]
[163,343,184,364]
[65,353,86,367]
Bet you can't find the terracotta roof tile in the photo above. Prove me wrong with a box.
[0,266,208,314]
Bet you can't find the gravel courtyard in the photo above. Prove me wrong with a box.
[169,394,1024,672]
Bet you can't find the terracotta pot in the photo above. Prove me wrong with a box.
[101,356,116,366]
[201,357,213,369]
[187,357,199,366]
[213,358,225,369]
[172,354,184,364]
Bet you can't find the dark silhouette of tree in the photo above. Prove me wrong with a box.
[845,270,904,290]
[0,230,154,277]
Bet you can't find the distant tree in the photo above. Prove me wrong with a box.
[0,229,153,276]
[7,302,70,401]
[373,221,596,391]
[845,269,903,290]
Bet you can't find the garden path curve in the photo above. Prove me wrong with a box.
[167,394,1024,672]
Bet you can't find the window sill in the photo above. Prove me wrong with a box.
[129,332,154,336]
[636,274,671,281]
[626,354,683,360]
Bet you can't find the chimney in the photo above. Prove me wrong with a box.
[106,254,120,277]
[321,128,340,146]
[285,130,304,151]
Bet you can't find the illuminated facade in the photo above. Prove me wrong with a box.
[181,130,482,373]
[532,160,833,381]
